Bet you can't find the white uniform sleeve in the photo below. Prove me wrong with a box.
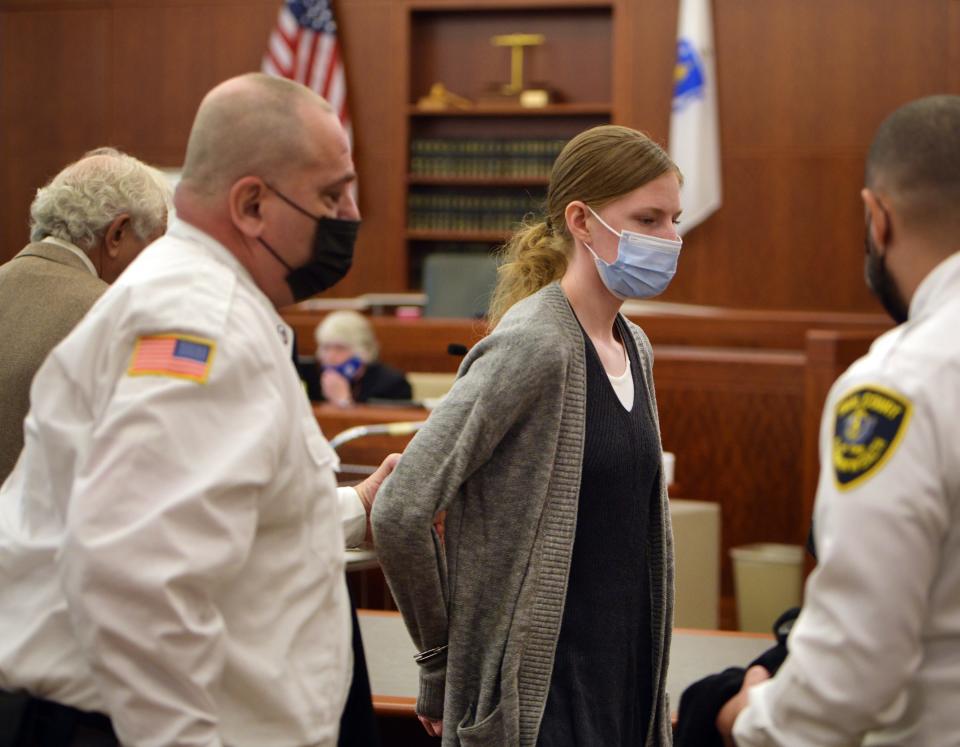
[58,351,283,747]
[734,382,948,745]
[338,486,366,547]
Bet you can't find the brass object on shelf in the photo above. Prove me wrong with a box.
[485,32,552,108]
[519,89,550,108]
[416,82,473,111]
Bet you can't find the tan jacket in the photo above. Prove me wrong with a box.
[0,242,106,482]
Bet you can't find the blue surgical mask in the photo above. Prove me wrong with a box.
[324,356,363,381]
[585,206,682,300]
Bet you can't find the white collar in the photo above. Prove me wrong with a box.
[166,217,294,355]
[908,251,960,323]
[166,217,264,296]
[41,236,97,278]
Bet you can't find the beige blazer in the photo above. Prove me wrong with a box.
[0,242,106,482]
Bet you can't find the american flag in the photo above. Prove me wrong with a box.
[128,335,215,384]
[262,1,351,135]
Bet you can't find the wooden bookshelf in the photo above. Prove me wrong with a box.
[406,230,513,242]
[402,2,615,289]
[407,175,551,186]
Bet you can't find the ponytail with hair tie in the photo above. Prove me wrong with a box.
[487,218,568,328]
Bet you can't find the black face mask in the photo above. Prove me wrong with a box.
[864,216,909,324]
[259,184,359,301]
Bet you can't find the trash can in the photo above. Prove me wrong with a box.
[730,543,804,633]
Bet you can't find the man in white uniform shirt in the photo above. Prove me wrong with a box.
[717,95,960,745]
[0,73,396,746]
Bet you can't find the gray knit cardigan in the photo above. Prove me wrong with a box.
[372,283,675,746]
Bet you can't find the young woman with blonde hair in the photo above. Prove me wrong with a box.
[373,124,683,746]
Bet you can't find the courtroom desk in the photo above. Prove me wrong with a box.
[345,546,395,610]
[285,312,486,372]
[345,547,379,572]
[622,302,889,351]
[315,402,429,476]
[324,403,428,611]
[282,305,889,363]
[358,609,773,721]
[315,402,429,437]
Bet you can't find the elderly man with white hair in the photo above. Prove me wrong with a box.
[0,147,171,482]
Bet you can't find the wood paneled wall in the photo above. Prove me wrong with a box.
[284,306,890,362]
[670,0,960,312]
[2,0,959,310]
[0,0,278,259]
[0,0,412,297]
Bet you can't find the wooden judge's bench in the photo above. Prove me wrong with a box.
[295,299,890,623]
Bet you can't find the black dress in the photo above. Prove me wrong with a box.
[537,319,661,747]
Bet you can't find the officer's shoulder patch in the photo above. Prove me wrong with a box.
[127,334,216,384]
[832,384,912,491]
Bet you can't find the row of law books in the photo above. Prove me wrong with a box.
[409,139,567,179]
[407,190,546,233]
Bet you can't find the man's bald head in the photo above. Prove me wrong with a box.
[179,72,334,197]
[866,95,960,236]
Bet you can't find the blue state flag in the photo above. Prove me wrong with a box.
[669,0,722,234]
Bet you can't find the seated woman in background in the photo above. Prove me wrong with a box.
[314,310,412,406]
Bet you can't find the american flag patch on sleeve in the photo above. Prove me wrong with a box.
[127,334,216,384]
